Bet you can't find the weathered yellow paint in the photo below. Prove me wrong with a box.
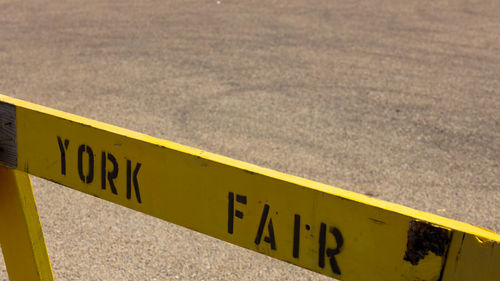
[0,93,499,280]
[0,166,54,281]
[441,231,500,281]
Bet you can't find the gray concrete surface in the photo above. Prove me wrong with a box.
[0,0,499,280]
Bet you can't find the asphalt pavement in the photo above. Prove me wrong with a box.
[0,1,499,280]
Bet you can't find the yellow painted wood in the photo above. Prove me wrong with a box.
[0,166,54,281]
[441,232,500,281]
[0,93,499,280]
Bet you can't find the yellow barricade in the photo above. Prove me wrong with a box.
[0,94,499,280]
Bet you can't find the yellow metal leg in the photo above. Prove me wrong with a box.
[0,166,54,281]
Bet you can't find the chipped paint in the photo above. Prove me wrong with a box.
[404,220,451,265]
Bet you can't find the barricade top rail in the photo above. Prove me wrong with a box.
[0,93,499,281]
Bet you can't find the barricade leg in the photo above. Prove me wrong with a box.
[0,166,54,281]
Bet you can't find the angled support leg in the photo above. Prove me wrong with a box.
[0,166,54,281]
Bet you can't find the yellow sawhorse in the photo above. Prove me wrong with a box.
[0,166,53,281]
[0,94,499,280]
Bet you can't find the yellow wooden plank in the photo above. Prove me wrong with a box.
[0,166,54,281]
[0,93,498,280]
[441,232,500,281]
